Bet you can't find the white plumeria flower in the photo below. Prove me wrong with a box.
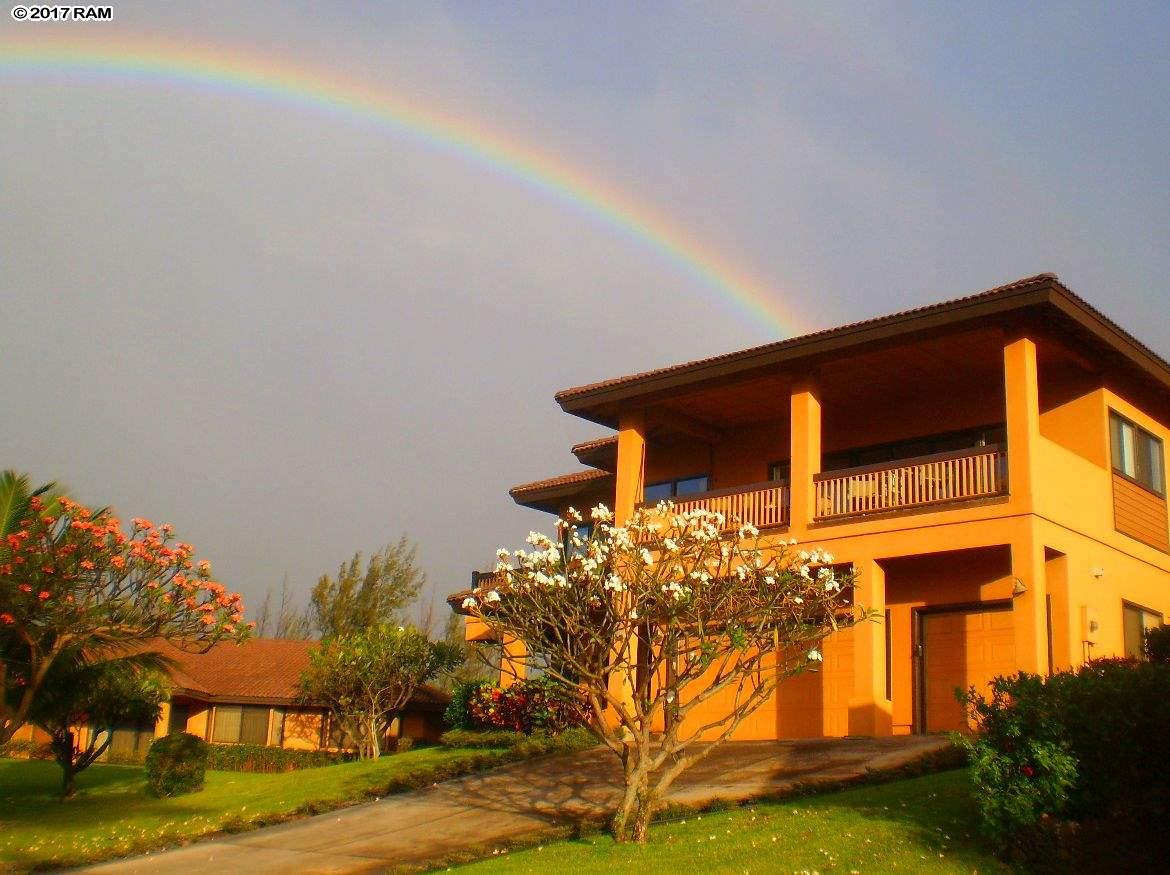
[640,548,654,566]
[793,596,804,604]
[807,649,823,662]
[799,565,812,579]
[664,538,679,553]
[461,597,477,609]
[629,608,639,620]
[591,504,614,522]
[484,590,501,603]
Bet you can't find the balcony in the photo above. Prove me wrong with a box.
[814,445,1007,521]
[638,482,791,530]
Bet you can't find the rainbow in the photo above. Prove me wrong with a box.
[0,34,802,338]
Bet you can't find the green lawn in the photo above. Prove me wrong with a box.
[455,769,1010,874]
[0,746,508,871]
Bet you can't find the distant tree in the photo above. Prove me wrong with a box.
[0,496,249,745]
[29,650,169,798]
[298,625,459,759]
[309,537,425,637]
[254,574,312,640]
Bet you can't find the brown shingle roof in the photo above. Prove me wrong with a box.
[142,638,448,709]
[554,274,1170,424]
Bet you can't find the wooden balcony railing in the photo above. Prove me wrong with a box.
[814,445,1006,520]
[639,482,791,530]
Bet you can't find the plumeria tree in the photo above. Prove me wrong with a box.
[462,501,871,842]
[299,625,460,759]
[0,496,249,745]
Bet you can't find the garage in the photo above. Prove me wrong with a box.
[917,603,1015,732]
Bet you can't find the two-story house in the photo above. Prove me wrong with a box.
[450,274,1170,739]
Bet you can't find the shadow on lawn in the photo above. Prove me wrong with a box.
[0,759,145,803]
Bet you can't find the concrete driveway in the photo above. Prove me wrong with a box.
[78,735,949,874]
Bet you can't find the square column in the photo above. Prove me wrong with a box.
[1011,529,1050,675]
[789,376,822,532]
[614,409,647,525]
[848,557,893,735]
[500,635,528,688]
[1003,336,1040,509]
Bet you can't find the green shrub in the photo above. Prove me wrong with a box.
[145,732,208,797]
[394,736,414,753]
[439,728,526,748]
[0,739,53,760]
[444,679,492,730]
[466,676,590,733]
[1146,624,1170,664]
[960,658,1170,864]
[440,726,595,754]
[204,743,355,773]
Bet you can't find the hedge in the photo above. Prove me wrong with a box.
[205,743,356,773]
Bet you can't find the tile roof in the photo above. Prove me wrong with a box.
[140,638,447,708]
[570,435,618,455]
[553,273,1170,410]
[508,468,613,496]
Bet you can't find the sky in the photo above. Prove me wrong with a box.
[2,2,1169,626]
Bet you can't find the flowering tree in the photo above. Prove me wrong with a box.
[298,625,460,759]
[0,496,249,745]
[462,501,870,842]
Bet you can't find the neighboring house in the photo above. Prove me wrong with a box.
[12,638,448,758]
[450,273,1170,739]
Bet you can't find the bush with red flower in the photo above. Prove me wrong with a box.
[464,675,590,734]
[959,656,1170,866]
[0,496,250,744]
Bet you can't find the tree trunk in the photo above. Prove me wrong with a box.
[611,751,653,843]
[50,729,77,800]
[368,714,381,759]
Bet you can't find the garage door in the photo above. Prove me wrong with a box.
[921,606,1015,732]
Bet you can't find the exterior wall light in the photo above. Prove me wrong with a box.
[1011,577,1027,596]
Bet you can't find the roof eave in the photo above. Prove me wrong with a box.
[555,278,1065,424]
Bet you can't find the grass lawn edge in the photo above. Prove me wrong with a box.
[2,736,598,872]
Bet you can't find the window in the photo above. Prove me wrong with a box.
[1123,602,1163,660]
[643,475,709,502]
[1111,412,1165,495]
[212,705,271,745]
[821,425,1006,473]
[768,461,790,486]
[563,522,592,557]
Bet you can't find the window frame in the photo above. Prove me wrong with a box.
[211,704,273,746]
[642,473,710,502]
[1110,411,1165,497]
[1122,601,1164,661]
